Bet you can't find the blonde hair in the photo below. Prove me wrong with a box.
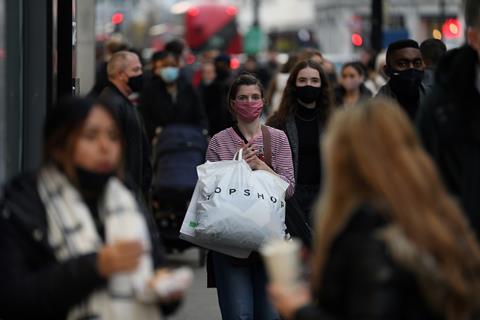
[312,98,480,319]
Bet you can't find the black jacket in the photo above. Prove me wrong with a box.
[376,81,426,121]
[98,83,152,194]
[267,109,322,246]
[201,75,235,136]
[0,172,169,319]
[416,45,480,238]
[140,76,208,141]
[295,205,443,320]
[267,109,324,185]
[87,61,109,98]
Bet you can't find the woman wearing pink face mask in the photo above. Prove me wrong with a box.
[335,62,372,108]
[205,73,295,320]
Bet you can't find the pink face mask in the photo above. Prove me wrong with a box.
[234,100,263,123]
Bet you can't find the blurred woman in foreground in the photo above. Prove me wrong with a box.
[269,98,480,319]
[0,97,184,320]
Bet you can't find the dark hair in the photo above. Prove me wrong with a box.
[280,53,299,73]
[465,0,480,28]
[227,73,264,115]
[151,50,171,63]
[420,38,447,67]
[341,61,365,77]
[267,59,333,127]
[386,39,420,67]
[215,53,231,64]
[165,39,185,58]
[43,96,123,173]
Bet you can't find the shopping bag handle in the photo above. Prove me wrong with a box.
[233,148,243,161]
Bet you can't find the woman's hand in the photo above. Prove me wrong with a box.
[268,283,312,320]
[97,240,143,278]
[149,268,187,303]
[241,142,275,174]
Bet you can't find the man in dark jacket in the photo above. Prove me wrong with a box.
[376,39,426,121]
[98,51,152,195]
[140,51,208,141]
[87,39,128,98]
[417,0,480,238]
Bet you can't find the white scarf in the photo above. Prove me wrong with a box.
[37,166,162,320]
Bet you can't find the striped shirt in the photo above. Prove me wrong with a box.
[206,126,295,198]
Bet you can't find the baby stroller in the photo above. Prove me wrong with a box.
[151,124,208,266]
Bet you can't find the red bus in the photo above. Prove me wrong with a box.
[184,4,242,54]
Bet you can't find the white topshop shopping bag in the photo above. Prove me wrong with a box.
[180,150,289,258]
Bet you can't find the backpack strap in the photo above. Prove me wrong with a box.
[261,125,272,168]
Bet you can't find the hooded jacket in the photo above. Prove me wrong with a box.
[417,45,480,238]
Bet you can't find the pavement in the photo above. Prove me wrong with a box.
[165,248,222,320]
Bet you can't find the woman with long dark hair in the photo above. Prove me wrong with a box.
[269,98,480,320]
[267,59,333,244]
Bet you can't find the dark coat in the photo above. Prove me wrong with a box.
[416,45,480,238]
[140,76,209,141]
[0,172,168,319]
[295,205,446,320]
[202,76,235,136]
[87,61,109,99]
[98,83,152,194]
[267,108,323,246]
[283,114,300,179]
[267,109,323,184]
[376,81,426,120]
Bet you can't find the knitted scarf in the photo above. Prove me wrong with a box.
[37,166,161,320]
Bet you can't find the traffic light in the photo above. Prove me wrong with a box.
[351,33,364,47]
[187,7,200,17]
[230,57,240,70]
[111,12,124,32]
[111,12,124,25]
[225,6,237,16]
[442,18,461,39]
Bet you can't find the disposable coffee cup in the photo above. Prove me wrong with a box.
[260,239,301,292]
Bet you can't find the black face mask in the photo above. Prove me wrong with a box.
[75,167,114,195]
[296,85,321,104]
[127,74,144,93]
[388,68,424,98]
